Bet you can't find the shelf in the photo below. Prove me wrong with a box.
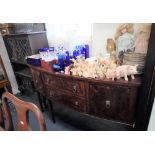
[11,59,27,65]
[5,31,46,36]
[15,68,32,78]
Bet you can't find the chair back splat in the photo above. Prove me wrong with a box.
[1,92,46,131]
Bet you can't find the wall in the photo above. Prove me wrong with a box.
[46,23,150,57]
[91,23,150,57]
[91,23,119,57]
[46,23,92,55]
[0,34,19,94]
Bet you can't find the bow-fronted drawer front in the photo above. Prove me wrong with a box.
[89,84,139,125]
[62,79,86,98]
[42,73,64,89]
[62,94,86,112]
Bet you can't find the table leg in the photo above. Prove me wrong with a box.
[48,99,56,123]
[36,92,44,112]
[43,96,48,110]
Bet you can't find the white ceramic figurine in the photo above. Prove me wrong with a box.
[105,65,138,81]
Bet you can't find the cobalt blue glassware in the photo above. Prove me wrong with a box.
[27,58,41,67]
[65,51,70,66]
[58,52,66,71]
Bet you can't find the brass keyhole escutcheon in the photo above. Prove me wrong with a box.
[73,85,77,93]
[105,100,111,109]
[75,101,78,106]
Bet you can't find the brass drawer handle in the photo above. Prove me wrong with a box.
[75,101,78,106]
[105,100,111,109]
[46,77,50,84]
[73,85,77,93]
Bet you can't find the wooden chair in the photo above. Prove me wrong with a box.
[0,92,46,131]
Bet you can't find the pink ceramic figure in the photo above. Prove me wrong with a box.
[65,66,71,75]
[106,65,137,81]
[116,65,138,81]
[106,69,117,81]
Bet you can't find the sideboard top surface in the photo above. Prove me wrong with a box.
[29,65,142,87]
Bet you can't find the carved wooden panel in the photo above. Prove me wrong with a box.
[5,37,31,63]
[15,37,31,62]
[5,37,17,60]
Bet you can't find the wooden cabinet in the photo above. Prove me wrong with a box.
[5,36,32,62]
[29,66,142,126]
[3,31,48,94]
[3,32,48,64]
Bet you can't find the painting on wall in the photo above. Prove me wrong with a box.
[112,23,151,73]
[92,23,152,74]
[114,23,151,62]
[92,23,151,57]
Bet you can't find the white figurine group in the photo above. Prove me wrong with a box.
[67,57,138,81]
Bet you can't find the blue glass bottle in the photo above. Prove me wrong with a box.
[58,53,65,71]
[65,51,70,66]
[84,44,89,58]
[73,46,80,59]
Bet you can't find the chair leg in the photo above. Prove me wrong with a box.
[36,92,44,112]
[48,99,56,123]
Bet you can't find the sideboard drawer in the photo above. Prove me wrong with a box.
[43,73,86,98]
[42,73,63,89]
[62,79,86,98]
[45,86,63,102]
[62,94,86,112]
[45,86,86,112]
[89,84,138,124]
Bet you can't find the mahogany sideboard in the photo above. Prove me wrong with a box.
[29,65,142,127]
